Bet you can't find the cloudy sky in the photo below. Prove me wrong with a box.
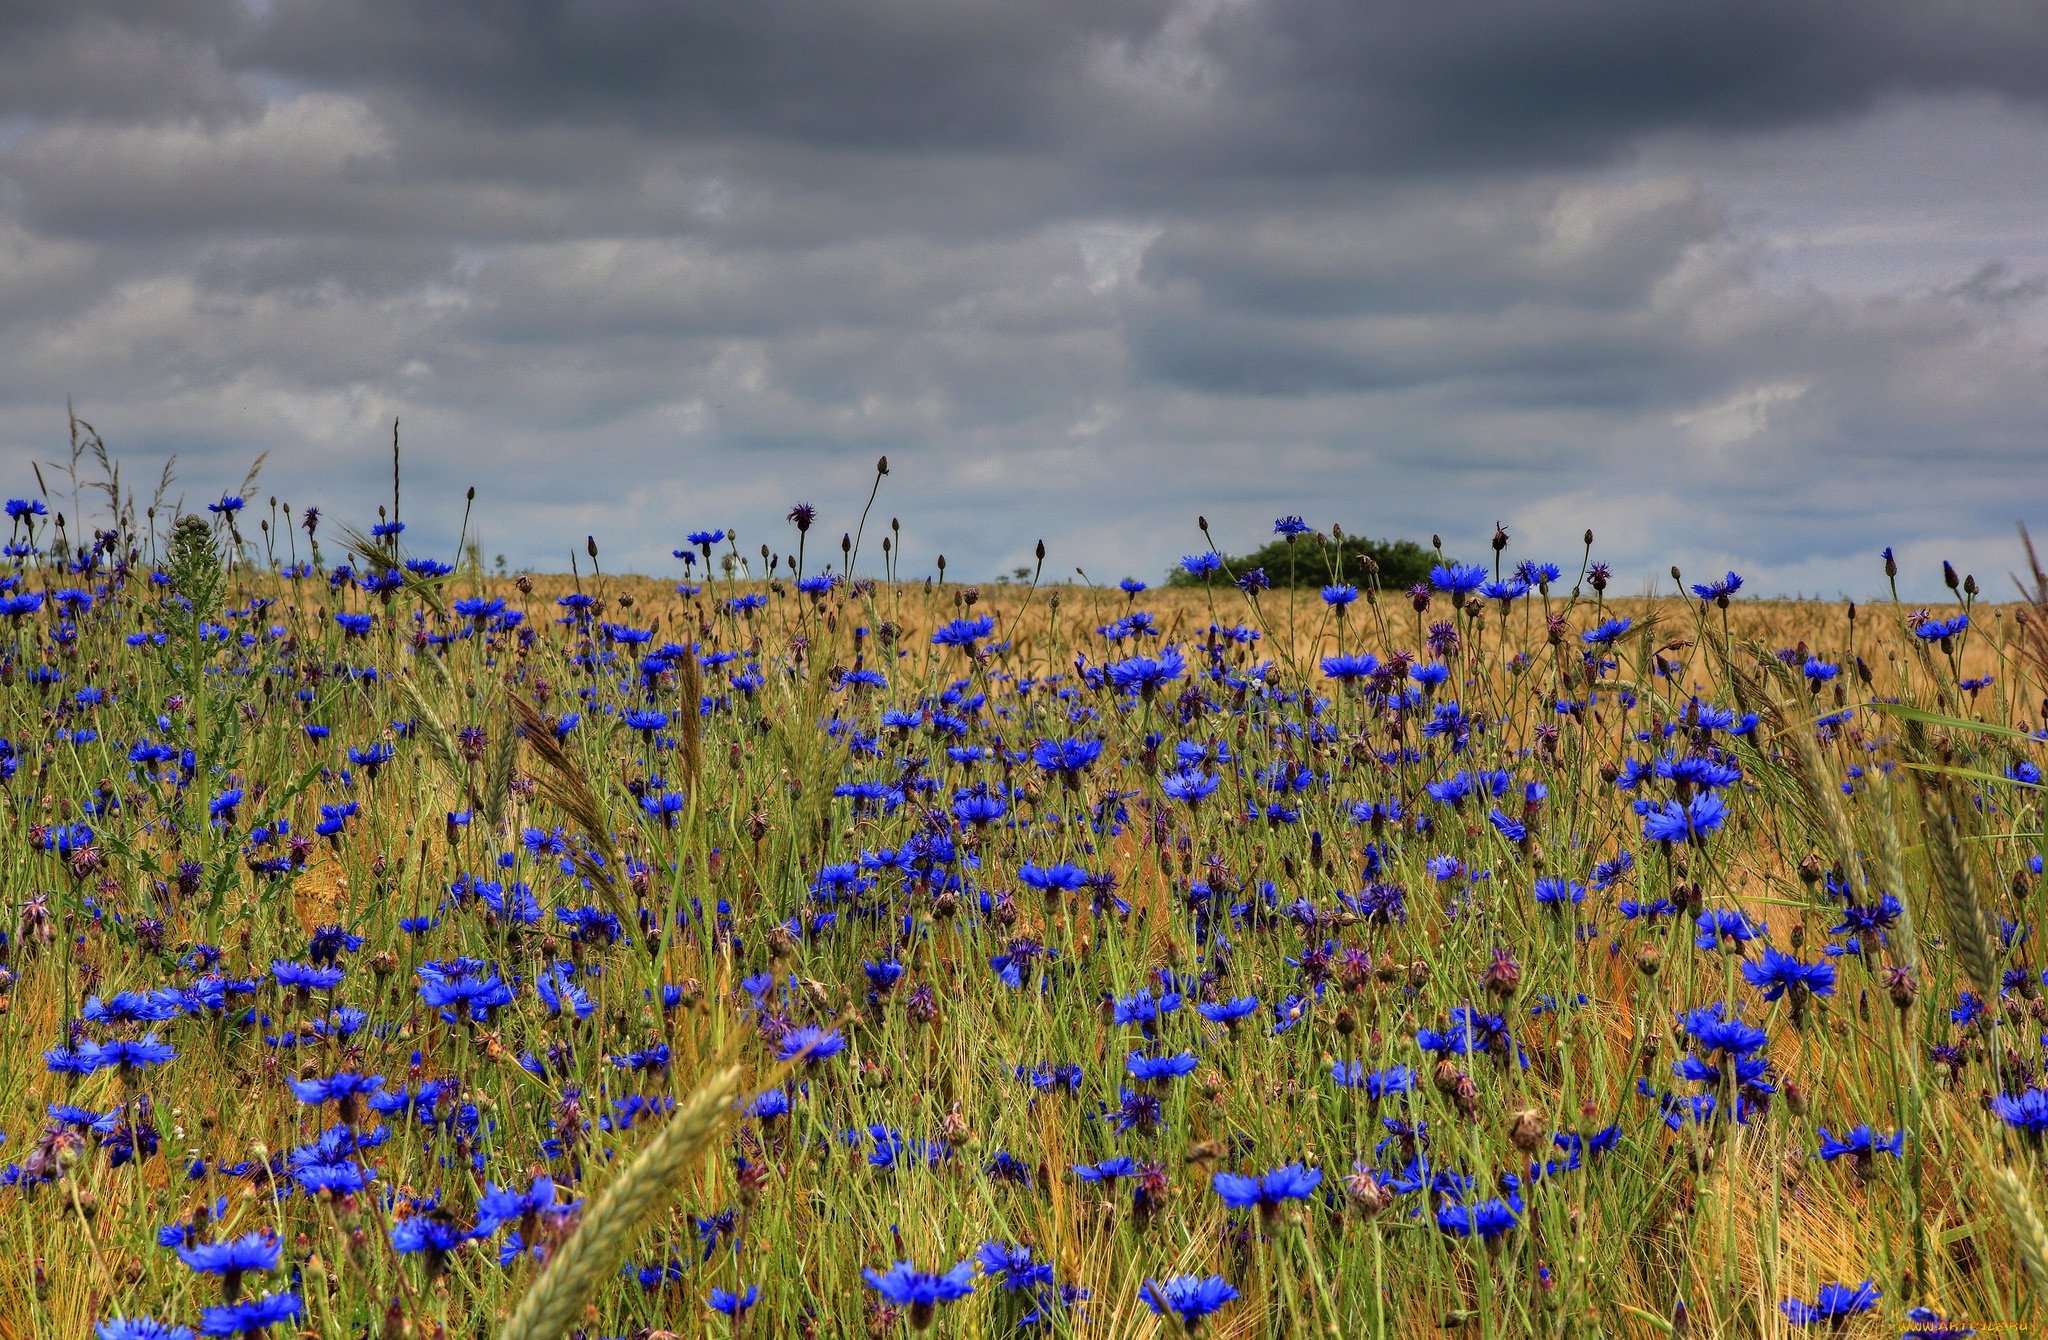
[5,0,2048,599]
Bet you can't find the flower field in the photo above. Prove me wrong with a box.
[3,482,2044,1339]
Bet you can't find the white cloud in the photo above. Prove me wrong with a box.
[1671,381,1808,449]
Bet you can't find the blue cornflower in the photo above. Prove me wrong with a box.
[1655,754,1742,791]
[1274,515,1312,536]
[1417,1007,1512,1058]
[1140,1274,1239,1325]
[84,992,179,1029]
[1678,1004,1769,1058]
[390,1214,470,1264]
[175,1232,281,1305]
[1780,1279,1878,1326]
[932,615,996,648]
[707,1285,759,1316]
[86,1036,178,1073]
[475,1174,578,1236]
[176,1230,279,1272]
[1992,1087,2048,1134]
[1436,1189,1524,1239]
[975,1240,1054,1291]
[1740,947,1837,1003]
[416,961,513,1024]
[1321,652,1380,681]
[1127,1051,1200,1083]
[1320,584,1358,607]
[197,1291,301,1336]
[1429,562,1487,595]
[1816,1125,1906,1163]
[1532,877,1585,909]
[1333,1063,1417,1099]
[1581,617,1633,645]
[287,1073,384,1119]
[951,788,1006,826]
[1694,907,1763,952]
[1212,1163,1322,1213]
[863,1260,975,1324]
[1019,864,1097,897]
[295,1161,373,1196]
[746,1088,792,1121]
[1642,793,1728,845]
[1916,614,1969,642]
[1106,649,1186,695]
[1690,571,1744,602]
[452,596,505,620]
[1112,987,1181,1031]
[97,1322,194,1340]
[1161,767,1219,805]
[1073,1156,1139,1181]
[778,1025,846,1065]
[347,742,396,777]
[1196,996,1259,1027]
[1031,737,1103,779]
[536,966,595,1020]
[1180,553,1223,578]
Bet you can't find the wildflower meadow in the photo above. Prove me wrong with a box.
[5,451,2047,1340]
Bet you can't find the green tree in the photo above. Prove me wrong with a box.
[1166,530,1436,591]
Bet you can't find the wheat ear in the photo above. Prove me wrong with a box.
[497,1064,742,1340]
[1992,1166,2048,1306]
[1918,779,2000,1004]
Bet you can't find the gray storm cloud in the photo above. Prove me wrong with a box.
[2,0,2047,600]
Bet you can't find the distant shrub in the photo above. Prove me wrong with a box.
[1166,530,1436,591]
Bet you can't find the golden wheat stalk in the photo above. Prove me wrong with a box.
[1745,656,1862,890]
[1992,1166,2048,1305]
[676,653,704,793]
[391,668,515,823]
[508,691,627,913]
[481,716,520,829]
[497,1064,742,1340]
[1918,777,2000,1004]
